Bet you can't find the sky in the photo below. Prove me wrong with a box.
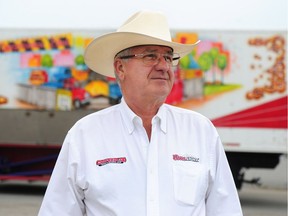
[0,0,287,30]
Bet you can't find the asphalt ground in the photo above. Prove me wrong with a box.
[0,182,286,216]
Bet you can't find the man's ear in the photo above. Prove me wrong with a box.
[114,59,125,80]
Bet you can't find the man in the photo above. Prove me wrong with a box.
[38,11,243,216]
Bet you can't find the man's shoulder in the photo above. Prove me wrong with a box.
[164,103,201,116]
[163,103,211,122]
[163,104,217,133]
[74,104,121,125]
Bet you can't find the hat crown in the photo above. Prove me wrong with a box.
[116,11,172,42]
[84,10,199,78]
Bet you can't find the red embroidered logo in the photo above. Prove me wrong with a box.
[96,157,127,166]
[173,154,199,162]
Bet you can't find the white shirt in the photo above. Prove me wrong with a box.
[38,99,243,216]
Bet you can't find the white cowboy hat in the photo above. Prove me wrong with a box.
[84,10,200,78]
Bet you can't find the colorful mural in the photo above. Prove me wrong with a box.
[0,33,121,110]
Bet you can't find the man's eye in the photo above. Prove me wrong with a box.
[144,54,157,60]
[164,55,173,62]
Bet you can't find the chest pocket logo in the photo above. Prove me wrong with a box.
[96,157,127,166]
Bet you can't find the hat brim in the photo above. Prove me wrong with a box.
[84,32,199,78]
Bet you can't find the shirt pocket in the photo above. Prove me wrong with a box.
[172,162,208,206]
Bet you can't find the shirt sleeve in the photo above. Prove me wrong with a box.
[205,134,243,216]
[38,131,86,216]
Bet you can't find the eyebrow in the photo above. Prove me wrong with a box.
[142,48,173,54]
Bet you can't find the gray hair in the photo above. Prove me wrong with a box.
[115,48,132,59]
[113,48,132,82]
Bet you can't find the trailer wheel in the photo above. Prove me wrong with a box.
[0,157,10,174]
[74,99,81,109]
[231,165,244,189]
[109,97,121,105]
[226,153,244,190]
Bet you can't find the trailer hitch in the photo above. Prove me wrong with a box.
[243,177,262,186]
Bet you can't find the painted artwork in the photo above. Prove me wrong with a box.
[0,30,286,117]
[0,33,121,110]
[171,32,286,129]
[171,32,286,103]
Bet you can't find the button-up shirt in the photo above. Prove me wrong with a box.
[38,99,243,216]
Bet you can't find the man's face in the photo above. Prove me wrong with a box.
[114,45,175,102]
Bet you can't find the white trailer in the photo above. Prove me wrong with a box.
[0,29,286,188]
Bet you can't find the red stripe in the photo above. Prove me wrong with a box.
[0,143,61,149]
[0,175,50,181]
[211,96,287,128]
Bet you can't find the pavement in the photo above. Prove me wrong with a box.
[0,182,287,216]
[239,185,287,216]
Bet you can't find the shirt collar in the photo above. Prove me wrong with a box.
[154,104,167,133]
[119,98,167,134]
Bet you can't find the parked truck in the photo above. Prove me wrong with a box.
[0,29,286,189]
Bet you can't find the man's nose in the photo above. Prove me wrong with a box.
[155,56,170,69]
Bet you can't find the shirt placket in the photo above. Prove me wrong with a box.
[146,118,160,216]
